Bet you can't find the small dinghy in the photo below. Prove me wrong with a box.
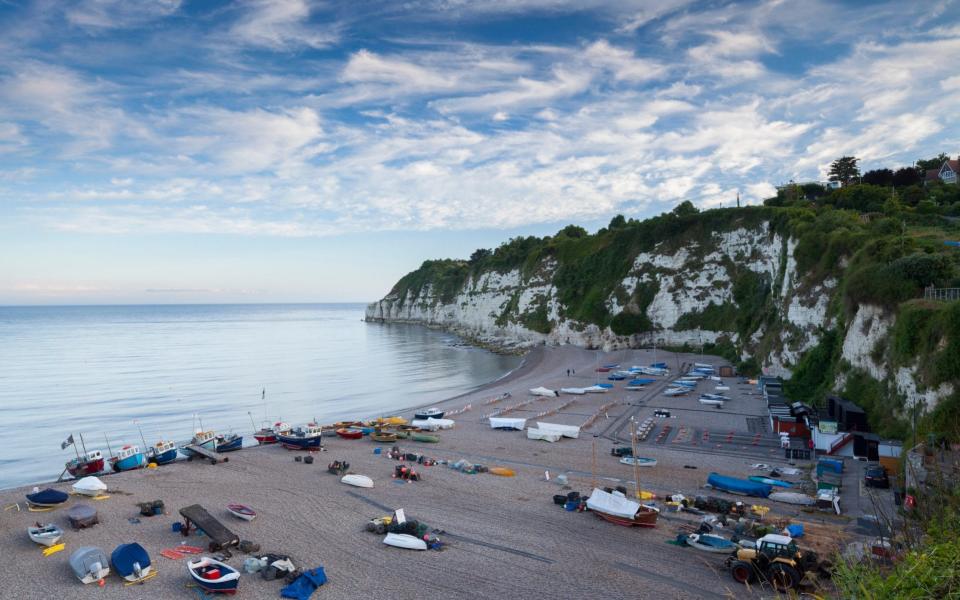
[67,504,99,529]
[335,428,363,440]
[187,556,240,594]
[26,488,69,508]
[226,504,256,521]
[341,474,374,488]
[410,433,439,443]
[28,523,63,547]
[683,533,738,554]
[383,533,427,550]
[70,546,110,584]
[111,542,152,583]
[72,476,107,497]
[619,456,657,467]
[370,431,397,443]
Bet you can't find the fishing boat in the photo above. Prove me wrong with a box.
[65,449,105,478]
[111,445,147,472]
[370,431,397,443]
[682,533,738,554]
[69,546,110,584]
[187,557,240,594]
[214,433,243,453]
[414,407,445,420]
[226,504,256,521]
[26,488,69,508]
[383,533,427,550]
[585,488,659,527]
[28,523,63,547]
[277,423,324,450]
[619,456,657,467]
[111,543,152,583]
[147,440,178,465]
[340,474,373,488]
[748,475,794,488]
[181,430,218,458]
[335,428,363,440]
[72,476,107,497]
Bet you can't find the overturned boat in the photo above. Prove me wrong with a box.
[706,473,772,498]
[111,542,152,583]
[71,476,107,497]
[383,533,427,550]
[70,546,110,584]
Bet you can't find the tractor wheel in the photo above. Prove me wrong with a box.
[375,522,387,535]
[730,560,756,584]
[364,522,376,532]
[767,563,801,592]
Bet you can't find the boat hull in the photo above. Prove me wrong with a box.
[619,457,657,467]
[28,525,63,547]
[113,453,146,472]
[278,434,323,450]
[215,436,243,453]
[413,410,444,420]
[253,431,277,445]
[150,448,178,465]
[66,458,105,478]
[226,504,256,521]
[335,428,363,440]
[593,509,658,528]
[188,558,240,594]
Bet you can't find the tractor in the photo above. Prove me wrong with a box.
[726,533,816,592]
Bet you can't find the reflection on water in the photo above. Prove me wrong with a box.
[0,304,520,489]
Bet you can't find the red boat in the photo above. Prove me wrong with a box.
[335,428,363,440]
[596,367,612,373]
[66,449,105,478]
[253,422,290,445]
[592,507,659,528]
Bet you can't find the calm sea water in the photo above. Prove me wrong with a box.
[0,304,520,489]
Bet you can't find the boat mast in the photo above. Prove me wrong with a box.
[248,411,257,433]
[71,432,81,462]
[103,433,114,459]
[630,418,641,500]
[135,421,148,451]
[78,432,89,456]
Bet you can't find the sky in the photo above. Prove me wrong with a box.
[1,0,959,305]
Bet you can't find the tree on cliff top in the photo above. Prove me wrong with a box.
[828,156,860,185]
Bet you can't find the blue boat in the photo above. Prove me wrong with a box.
[215,433,243,453]
[673,380,697,388]
[628,378,655,386]
[111,542,152,582]
[180,430,218,458]
[650,362,667,369]
[26,488,69,507]
[707,472,771,498]
[595,383,614,389]
[111,445,147,472]
[187,557,240,594]
[602,363,620,369]
[607,374,626,381]
[147,440,178,465]
[278,423,324,450]
[749,476,793,488]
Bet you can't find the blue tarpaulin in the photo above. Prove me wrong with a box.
[281,567,327,600]
[707,472,772,498]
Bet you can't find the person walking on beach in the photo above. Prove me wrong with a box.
[566,369,570,377]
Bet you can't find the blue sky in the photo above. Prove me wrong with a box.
[1,0,958,304]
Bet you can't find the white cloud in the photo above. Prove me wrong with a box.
[64,0,181,29]
[230,0,337,49]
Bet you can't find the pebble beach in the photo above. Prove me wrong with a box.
[0,345,846,599]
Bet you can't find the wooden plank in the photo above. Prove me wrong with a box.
[178,504,239,551]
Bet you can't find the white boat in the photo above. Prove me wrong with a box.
[72,476,107,497]
[70,546,110,584]
[699,397,725,407]
[383,533,427,550]
[619,456,657,467]
[584,385,609,393]
[28,523,63,547]
[529,386,558,397]
[536,422,580,439]
[663,387,689,396]
[769,492,816,506]
[411,418,455,431]
[340,474,374,488]
[715,385,730,391]
[526,428,562,442]
[709,376,723,382]
[489,417,526,430]
[560,387,587,395]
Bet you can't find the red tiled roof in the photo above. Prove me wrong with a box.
[926,168,941,181]
[945,159,960,173]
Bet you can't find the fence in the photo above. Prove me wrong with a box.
[923,287,960,302]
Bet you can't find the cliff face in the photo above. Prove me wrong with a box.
[366,210,957,418]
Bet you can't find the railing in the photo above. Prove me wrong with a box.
[828,432,855,455]
[923,287,960,302]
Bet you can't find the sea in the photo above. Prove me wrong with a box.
[0,303,521,490]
